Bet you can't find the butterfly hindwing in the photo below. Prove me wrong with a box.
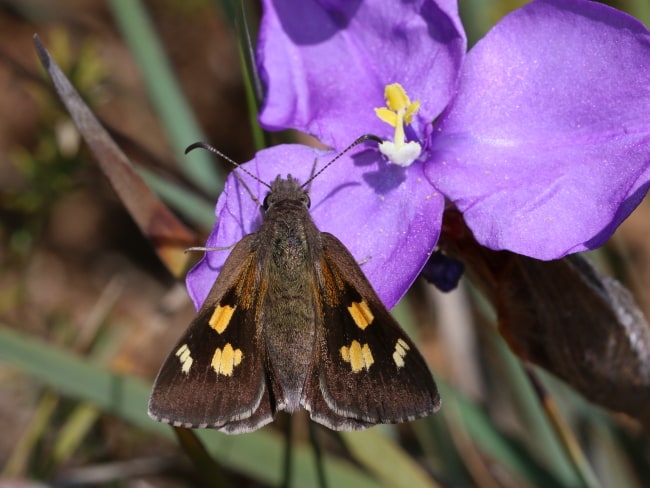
[304,233,440,428]
[148,235,274,433]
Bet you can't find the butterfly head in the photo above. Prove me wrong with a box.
[263,175,311,212]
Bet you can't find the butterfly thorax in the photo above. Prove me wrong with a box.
[256,176,322,411]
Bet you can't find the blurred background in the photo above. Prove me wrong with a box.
[1,0,649,486]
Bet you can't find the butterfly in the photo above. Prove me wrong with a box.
[149,138,440,433]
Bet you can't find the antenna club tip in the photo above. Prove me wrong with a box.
[185,142,206,155]
[360,134,383,145]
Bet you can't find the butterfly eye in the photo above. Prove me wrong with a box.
[304,194,311,209]
[263,193,271,210]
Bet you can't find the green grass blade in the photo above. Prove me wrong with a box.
[489,334,584,486]
[52,404,101,465]
[107,0,223,196]
[2,392,59,477]
[437,379,563,487]
[0,326,382,487]
[342,427,441,488]
[137,166,216,229]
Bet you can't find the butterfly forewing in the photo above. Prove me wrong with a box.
[305,233,440,426]
[148,235,274,432]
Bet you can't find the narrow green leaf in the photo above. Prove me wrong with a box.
[437,378,563,487]
[342,428,440,488]
[108,0,223,196]
[52,404,101,464]
[488,335,584,486]
[0,327,381,487]
[137,166,216,229]
[3,392,59,477]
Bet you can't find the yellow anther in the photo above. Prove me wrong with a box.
[374,83,422,166]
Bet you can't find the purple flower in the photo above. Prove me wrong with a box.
[188,0,650,310]
[187,142,441,309]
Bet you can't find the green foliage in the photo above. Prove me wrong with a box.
[2,1,648,487]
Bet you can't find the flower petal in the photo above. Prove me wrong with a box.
[257,0,465,148]
[187,144,444,309]
[428,0,650,259]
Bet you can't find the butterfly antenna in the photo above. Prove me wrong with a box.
[185,142,271,190]
[302,134,382,189]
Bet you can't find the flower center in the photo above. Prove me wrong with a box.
[374,83,422,167]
